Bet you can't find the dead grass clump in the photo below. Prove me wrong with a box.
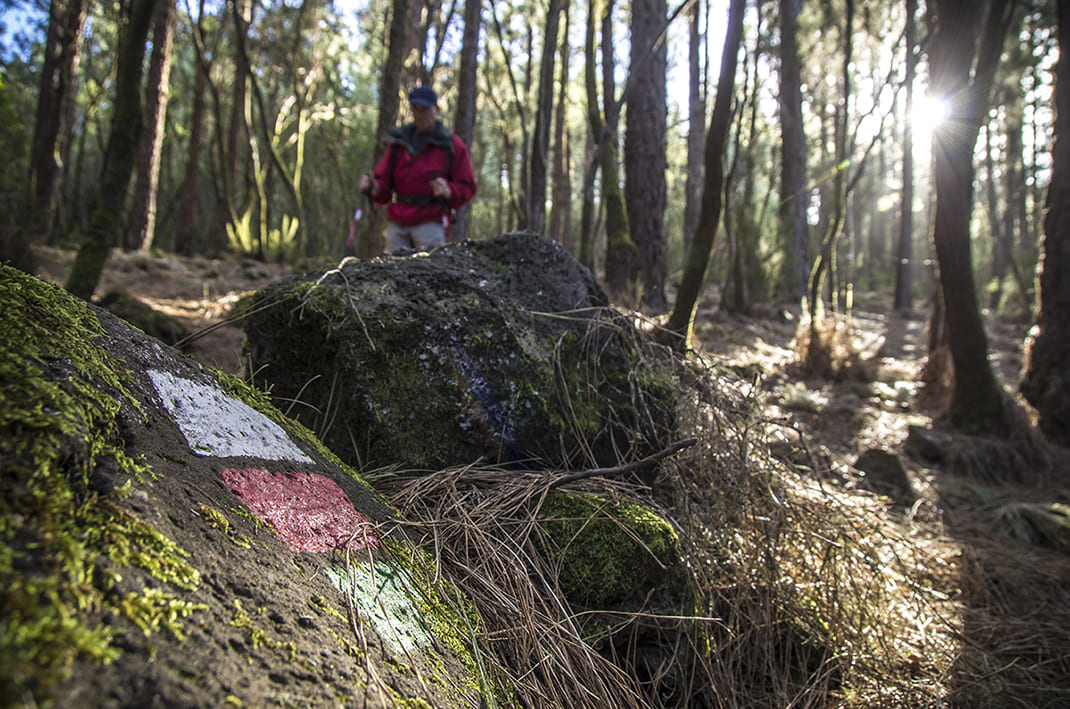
[792,313,878,383]
[378,466,652,709]
[662,354,963,707]
[377,335,976,707]
[995,502,1070,552]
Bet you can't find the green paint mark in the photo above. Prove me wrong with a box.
[325,562,437,656]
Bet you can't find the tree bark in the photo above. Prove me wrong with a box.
[665,0,745,347]
[527,0,564,234]
[928,0,1015,434]
[625,0,669,312]
[894,0,917,312]
[548,0,573,249]
[66,0,158,301]
[28,0,88,243]
[777,0,808,303]
[126,0,176,252]
[1021,0,1070,447]
[599,0,629,297]
[451,0,482,243]
[176,0,209,256]
[683,0,706,252]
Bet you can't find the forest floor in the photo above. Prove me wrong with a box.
[29,245,1070,704]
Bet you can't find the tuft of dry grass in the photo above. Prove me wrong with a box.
[375,308,1070,708]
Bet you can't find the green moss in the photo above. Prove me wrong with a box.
[537,492,686,608]
[119,588,208,640]
[0,265,205,700]
[229,599,296,660]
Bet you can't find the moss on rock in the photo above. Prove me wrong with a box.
[537,492,689,608]
[241,233,677,473]
[0,265,203,698]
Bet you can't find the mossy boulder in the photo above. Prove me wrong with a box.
[537,491,698,700]
[240,232,677,473]
[0,264,505,708]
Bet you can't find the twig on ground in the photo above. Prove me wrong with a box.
[547,438,698,490]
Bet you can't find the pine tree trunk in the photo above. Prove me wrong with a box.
[1021,0,1070,447]
[126,0,175,252]
[777,0,808,303]
[66,0,157,301]
[665,0,745,346]
[29,0,88,243]
[928,0,1016,434]
[625,0,669,312]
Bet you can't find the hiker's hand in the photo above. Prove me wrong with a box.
[432,177,451,200]
[360,174,377,196]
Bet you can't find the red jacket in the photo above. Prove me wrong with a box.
[371,121,476,229]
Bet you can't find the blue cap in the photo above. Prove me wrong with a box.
[409,86,438,107]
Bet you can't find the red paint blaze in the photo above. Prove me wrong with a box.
[219,468,379,553]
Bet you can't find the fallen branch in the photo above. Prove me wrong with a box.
[548,438,698,490]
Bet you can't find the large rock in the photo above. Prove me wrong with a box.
[0,264,504,707]
[241,232,677,473]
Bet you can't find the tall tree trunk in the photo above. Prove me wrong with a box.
[451,0,482,243]
[548,0,573,248]
[66,0,158,301]
[683,0,706,252]
[894,0,917,311]
[219,0,252,255]
[985,121,1007,308]
[665,0,745,347]
[1021,0,1070,447]
[625,0,669,312]
[599,0,629,297]
[805,0,853,358]
[126,0,176,252]
[777,0,808,303]
[928,0,1016,434]
[528,0,564,234]
[28,0,88,244]
[176,0,209,256]
[585,0,632,296]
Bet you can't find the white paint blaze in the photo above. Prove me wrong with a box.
[148,369,313,463]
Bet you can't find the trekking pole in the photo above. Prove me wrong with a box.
[343,188,372,258]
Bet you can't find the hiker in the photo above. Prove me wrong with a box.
[360,86,476,253]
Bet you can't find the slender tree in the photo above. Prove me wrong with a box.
[527,0,564,233]
[927,0,1017,434]
[625,0,669,311]
[126,0,175,252]
[66,0,159,300]
[176,0,210,256]
[665,0,745,347]
[894,0,917,311]
[1021,0,1070,447]
[548,0,573,248]
[777,0,808,303]
[583,0,633,292]
[28,0,88,244]
[802,0,853,368]
[452,0,482,242]
[683,0,706,251]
